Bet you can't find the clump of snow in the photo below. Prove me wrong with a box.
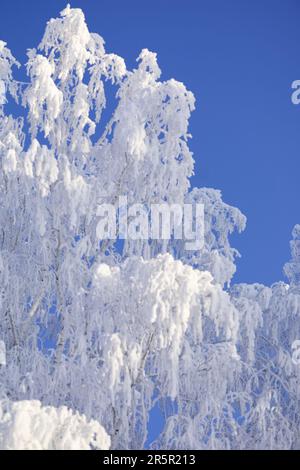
[0,400,110,450]
[0,79,5,106]
[0,341,5,367]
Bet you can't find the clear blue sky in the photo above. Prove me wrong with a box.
[1,0,300,286]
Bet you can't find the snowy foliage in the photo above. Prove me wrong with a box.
[0,400,110,450]
[0,5,299,450]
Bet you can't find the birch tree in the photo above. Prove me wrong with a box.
[0,5,299,450]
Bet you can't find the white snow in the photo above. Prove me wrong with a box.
[0,4,299,451]
[0,400,110,450]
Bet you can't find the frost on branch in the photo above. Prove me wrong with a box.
[0,41,19,113]
[25,5,126,156]
[229,235,300,449]
[0,340,5,366]
[0,4,300,450]
[95,47,195,217]
[284,224,300,288]
[24,54,63,139]
[0,400,110,450]
[173,188,247,287]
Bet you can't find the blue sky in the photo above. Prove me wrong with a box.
[1,0,300,286]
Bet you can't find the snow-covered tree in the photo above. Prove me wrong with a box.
[0,5,299,450]
[0,400,110,450]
